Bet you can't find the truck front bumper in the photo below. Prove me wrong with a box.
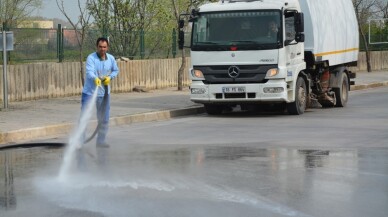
[190,80,289,104]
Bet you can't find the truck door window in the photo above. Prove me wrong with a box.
[285,13,296,42]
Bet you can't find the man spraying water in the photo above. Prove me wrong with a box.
[58,37,119,178]
[82,37,119,147]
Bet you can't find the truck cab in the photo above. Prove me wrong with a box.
[179,0,358,115]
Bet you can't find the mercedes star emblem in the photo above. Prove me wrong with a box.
[228,66,240,78]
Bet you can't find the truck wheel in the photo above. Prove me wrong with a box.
[204,104,223,115]
[287,76,307,115]
[334,72,349,107]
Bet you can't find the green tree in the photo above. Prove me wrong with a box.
[171,0,218,90]
[376,0,388,42]
[0,0,42,28]
[87,0,172,59]
[56,0,92,86]
[353,0,378,72]
[86,0,218,89]
[144,0,177,58]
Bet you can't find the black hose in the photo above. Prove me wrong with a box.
[83,123,99,144]
[0,142,66,150]
[83,84,109,144]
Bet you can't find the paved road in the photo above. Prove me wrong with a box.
[1,86,388,217]
[1,70,388,146]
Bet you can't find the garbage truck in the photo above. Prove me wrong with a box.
[178,0,359,115]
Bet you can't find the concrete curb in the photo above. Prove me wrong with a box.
[110,106,205,126]
[350,81,388,91]
[0,105,205,146]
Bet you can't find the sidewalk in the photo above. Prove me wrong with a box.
[0,87,204,146]
[1,70,388,146]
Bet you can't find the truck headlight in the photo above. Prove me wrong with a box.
[191,88,206,94]
[263,87,284,93]
[191,69,204,79]
[266,68,279,77]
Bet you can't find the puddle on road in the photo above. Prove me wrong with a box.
[1,144,388,217]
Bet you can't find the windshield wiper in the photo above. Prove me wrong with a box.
[231,40,281,46]
[230,40,259,44]
[195,41,220,45]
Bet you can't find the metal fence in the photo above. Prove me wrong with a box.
[360,32,388,51]
[1,26,179,63]
[2,25,388,63]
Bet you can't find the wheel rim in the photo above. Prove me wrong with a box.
[341,79,348,101]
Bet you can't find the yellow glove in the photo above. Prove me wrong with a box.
[94,77,101,86]
[103,76,111,86]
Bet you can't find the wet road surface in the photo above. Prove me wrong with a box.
[1,87,388,217]
[1,144,388,217]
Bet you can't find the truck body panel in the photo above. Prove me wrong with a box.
[301,0,359,66]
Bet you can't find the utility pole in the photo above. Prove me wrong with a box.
[2,30,8,109]
[1,26,14,110]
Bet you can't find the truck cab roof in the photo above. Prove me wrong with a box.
[198,0,300,12]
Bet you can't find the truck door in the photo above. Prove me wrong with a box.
[284,11,304,78]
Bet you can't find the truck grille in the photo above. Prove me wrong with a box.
[215,93,256,99]
[194,64,276,84]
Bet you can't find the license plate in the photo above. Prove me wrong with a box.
[222,86,246,93]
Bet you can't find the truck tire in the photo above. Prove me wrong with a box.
[204,104,223,115]
[287,76,307,115]
[334,72,349,107]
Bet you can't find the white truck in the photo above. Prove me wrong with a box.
[178,0,359,115]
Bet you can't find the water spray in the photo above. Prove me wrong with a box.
[83,80,109,144]
[58,78,110,180]
[58,86,99,180]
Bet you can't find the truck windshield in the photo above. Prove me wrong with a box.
[191,10,282,51]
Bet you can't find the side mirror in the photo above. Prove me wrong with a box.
[295,13,304,33]
[295,33,305,43]
[179,20,185,29]
[191,9,199,17]
[178,30,185,50]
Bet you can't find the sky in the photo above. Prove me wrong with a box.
[34,0,88,21]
